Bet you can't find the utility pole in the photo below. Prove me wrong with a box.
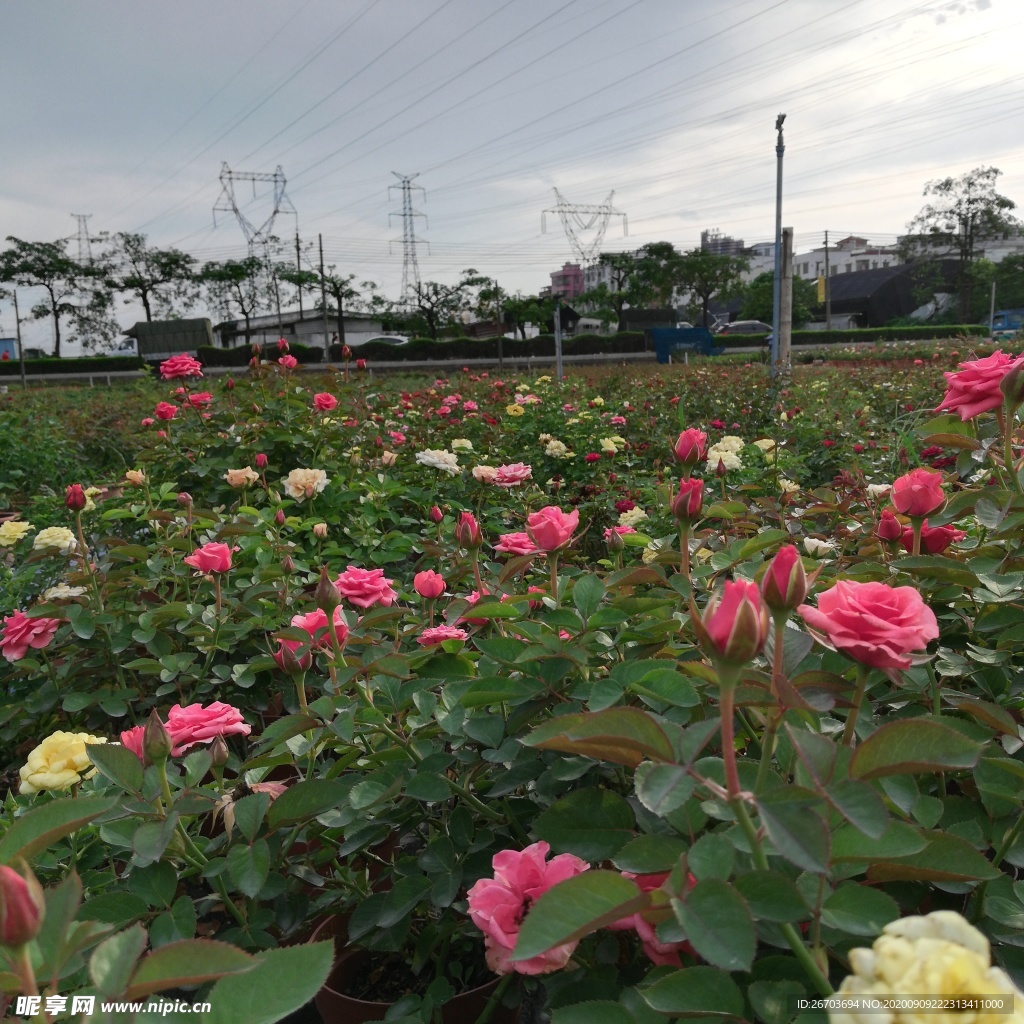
[13,289,27,389]
[989,280,997,335]
[780,227,794,373]
[554,298,564,380]
[824,230,832,331]
[295,232,304,317]
[319,233,330,358]
[771,114,786,378]
[495,282,504,372]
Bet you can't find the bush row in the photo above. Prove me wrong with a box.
[715,324,989,348]
[0,355,146,377]
[195,343,324,367]
[347,332,648,362]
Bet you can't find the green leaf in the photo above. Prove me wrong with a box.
[832,821,928,861]
[90,922,148,997]
[227,840,271,898]
[85,743,144,793]
[733,871,808,923]
[867,832,1002,882]
[851,719,983,779]
[0,796,117,864]
[826,779,889,839]
[376,875,433,929]
[756,791,830,873]
[673,879,755,972]
[748,981,807,1024]
[405,773,452,802]
[573,574,607,618]
[687,833,734,881]
[128,939,254,1000]
[201,942,333,1024]
[80,892,149,925]
[635,762,697,816]
[513,871,647,961]
[552,1003,635,1024]
[534,788,635,860]
[232,794,269,844]
[460,676,544,707]
[524,707,674,767]
[132,816,178,868]
[266,778,350,828]
[639,965,745,1018]
[821,884,900,935]
[613,835,688,874]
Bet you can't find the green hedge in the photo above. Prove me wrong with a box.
[196,343,323,367]
[715,324,989,348]
[346,332,647,363]
[0,355,146,376]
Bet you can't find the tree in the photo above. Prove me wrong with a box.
[904,166,1018,320]
[674,249,749,327]
[200,257,269,346]
[0,237,100,357]
[408,271,479,340]
[737,271,816,327]
[101,232,197,322]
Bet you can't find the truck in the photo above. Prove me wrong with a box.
[122,319,214,362]
[991,308,1023,342]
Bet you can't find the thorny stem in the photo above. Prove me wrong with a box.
[678,523,691,580]
[717,669,742,801]
[842,663,872,747]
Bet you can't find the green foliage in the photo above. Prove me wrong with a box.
[738,270,817,326]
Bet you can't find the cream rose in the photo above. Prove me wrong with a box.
[282,468,330,502]
[19,731,107,794]
[0,520,33,547]
[32,527,78,555]
[224,467,260,489]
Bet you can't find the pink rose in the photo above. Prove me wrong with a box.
[700,579,769,665]
[798,580,939,669]
[935,350,1024,420]
[493,463,533,488]
[333,566,398,608]
[160,353,203,380]
[467,841,589,975]
[494,532,538,556]
[417,625,468,646]
[154,401,178,421]
[891,467,945,518]
[900,522,966,555]
[525,506,579,553]
[165,701,251,755]
[607,872,696,967]
[141,417,155,427]
[603,525,636,541]
[291,607,349,648]
[183,542,236,574]
[313,392,338,412]
[0,610,61,662]
[120,725,145,759]
[187,392,213,408]
[278,354,298,369]
[673,428,707,465]
[413,570,446,599]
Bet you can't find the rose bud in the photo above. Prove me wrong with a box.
[275,509,286,526]
[671,478,704,523]
[312,522,328,539]
[255,453,268,469]
[273,639,310,676]
[143,709,173,764]
[877,507,902,542]
[1001,360,1024,413]
[891,467,945,518]
[0,863,45,948]
[209,735,230,769]
[226,377,235,391]
[177,492,193,507]
[605,528,627,553]
[696,580,769,667]
[414,569,446,599]
[760,545,809,617]
[342,345,352,360]
[314,565,341,613]
[281,554,295,573]
[429,505,444,524]
[673,428,708,466]
[454,511,483,550]
[356,359,366,371]
[65,483,87,511]
[715,457,728,479]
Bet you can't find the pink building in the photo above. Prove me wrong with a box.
[549,262,584,299]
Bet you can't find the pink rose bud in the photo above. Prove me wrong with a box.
[314,566,341,613]
[273,639,310,676]
[65,483,87,511]
[760,545,808,616]
[177,492,193,507]
[605,528,627,553]
[454,511,484,550]
[313,522,328,539]
[281,554,295,573]
[252,342,262,355]
[255,453,268,469]
[1001,361,1024,411]
[877,507,902,542]
[715,457,728,479]
[209,735,230,768]
[891,467,945,518]
[356,358,366,371]
[277,337,289,352]
[0,863,44,948]
[673,428,708,466]
[226,377,235,390]
[342,345,352,360]
[275,510,286,526]
[671,478,704,523]
[429,505,443,524]
[143,709,173,763]
[414,570,446,599]
[700,580,769,666]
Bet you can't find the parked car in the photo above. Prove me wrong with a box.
[715,320,772,336]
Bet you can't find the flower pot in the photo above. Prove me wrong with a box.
[310,916,518,1024]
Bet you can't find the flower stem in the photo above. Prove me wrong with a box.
[548,552,560,604]
[718,671,742,800]
[842,664,871,747]
[1001,408,1023,494]
[678,523,691,581]
[910,517,923,556]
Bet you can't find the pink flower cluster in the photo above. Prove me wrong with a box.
[121,701,250,759]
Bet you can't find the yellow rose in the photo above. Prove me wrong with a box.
[506,405,525,417]
[224,467,260,489]
[19,731,108,795]
[124,469,147,487]
[0,520,33,547]
[32,527,78,555]
[591,396,605,406]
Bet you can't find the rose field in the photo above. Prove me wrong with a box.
[2,341,1024,1024]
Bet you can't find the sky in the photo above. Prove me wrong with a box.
[1,0,1022,353]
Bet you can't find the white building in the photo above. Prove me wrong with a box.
[791,236,901,283]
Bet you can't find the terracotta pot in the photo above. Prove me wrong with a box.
[309,917,518,1024]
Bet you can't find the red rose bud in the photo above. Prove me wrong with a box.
[715,457,728,479]
[671,478,704,523]
[275,509,286,526]
[454,511,483,550]
[255,453,268,469]
[891,467,945,518]
[209,735,229,769]
[143,709,173,763]
[251,342,262,355]
[177,492,193,507]
[1001,361,1024,412]
[673,428,708,466]
[429,505,444,524]
[273,639,311,676]
[0,863,44,948]
[226,377,235,390]
[760,545,808,616]
[356,359,367,371]
[877,507,902,542]
[65,483,87,511]
[314,565,341,612]
[341,345,352,360]
[700,579,769,666]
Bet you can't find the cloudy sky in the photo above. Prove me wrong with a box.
[2,0,1021,352]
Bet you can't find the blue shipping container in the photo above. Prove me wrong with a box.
[0,338,16,360]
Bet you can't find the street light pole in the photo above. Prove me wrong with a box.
[771,113,786,377]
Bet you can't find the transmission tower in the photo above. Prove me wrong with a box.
[71,214,93,264]
[212,162,297,252]
[542,189,628,265]
[388,172,427,304]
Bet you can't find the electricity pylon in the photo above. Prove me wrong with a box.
[212,162,297,252]
[542,189,627,264]
[388,172,427,304]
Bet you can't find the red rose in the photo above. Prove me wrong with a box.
[798,580,938,669]
[935,350,1024,421]
[333,566,397,608]
[183,541,235,573]
[891,467,945,518]
[900,522,966,555]
[65,483,87,511]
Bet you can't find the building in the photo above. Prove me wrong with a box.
[791,236,901,283]
[823,260,959,327]
[701,229,746,256]
[549,262,584,299]
[897,227,1024,264]
[214,309,384,349]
